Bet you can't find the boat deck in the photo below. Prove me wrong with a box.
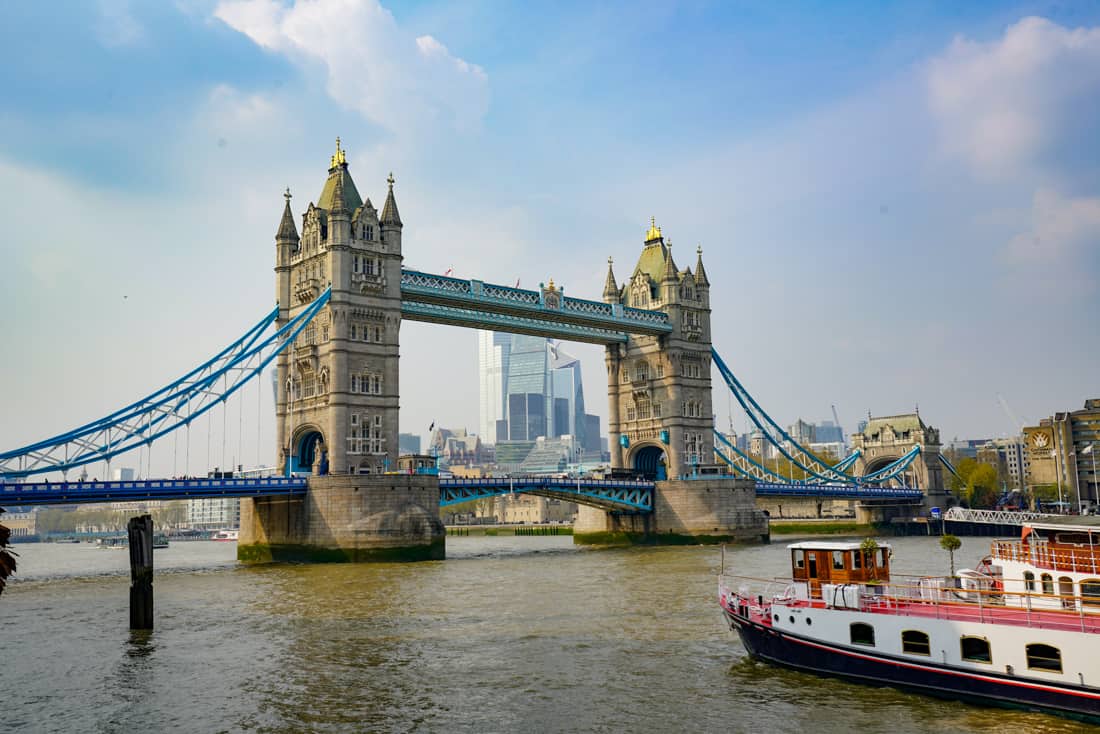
[723,591,1100,634]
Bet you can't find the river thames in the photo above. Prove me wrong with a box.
[2,535,1094,733]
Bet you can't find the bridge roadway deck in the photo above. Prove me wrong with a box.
[0,476,924,508]
[0,477,307,506]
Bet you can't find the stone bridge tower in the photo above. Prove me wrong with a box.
[850,413,947,500]
[603,220,715,480]
[274,139,404,476]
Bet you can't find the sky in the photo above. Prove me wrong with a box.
[1,0,1099,477]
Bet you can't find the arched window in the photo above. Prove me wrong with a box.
[1041,574,1054,595]
[1081,579,1100,606]
[902,630,930,656]
[1026,643,1062,673]
[960,636,992,663]
[1023,571,1035,592]
[850,622,875,647]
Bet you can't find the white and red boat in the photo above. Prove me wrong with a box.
[210,529,239,542]
[720,520,1100,723]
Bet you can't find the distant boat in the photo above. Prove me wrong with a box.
[211,529,239,542]
[153,534,169,549]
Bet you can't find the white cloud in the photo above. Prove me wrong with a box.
[214,0,489,134]
[95,0,146,48]
[1006,188,1100,269]
[927,16,1100,178]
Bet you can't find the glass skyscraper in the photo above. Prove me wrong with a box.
[477,330,601,452]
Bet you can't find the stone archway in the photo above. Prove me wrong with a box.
[631,444,667,481]
[865,456,900,474]
[290,427,327,475]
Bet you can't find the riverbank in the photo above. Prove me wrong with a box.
[445,524,573,537]
[768,518,877,536]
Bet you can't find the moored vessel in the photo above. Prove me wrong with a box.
[719,521,1100,723]
[211,529,239,542]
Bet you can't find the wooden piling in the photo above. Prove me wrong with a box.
[128,514,154,630]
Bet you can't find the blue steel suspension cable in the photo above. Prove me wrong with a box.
[0,291,330,477]
[712,348,919,485]
[0,304,279,459]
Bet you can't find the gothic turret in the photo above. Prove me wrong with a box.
[380,172,403,252]
[275,188,297,312]
[603,257,618,302]
[276,188,299,246]
[694,245,709,287]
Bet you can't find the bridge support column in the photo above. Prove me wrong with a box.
[574,478,768,545]
[854,501,914,526]
[238,475,444,563]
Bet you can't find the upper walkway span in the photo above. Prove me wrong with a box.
[399,269,672,344]
[1,477,307,507]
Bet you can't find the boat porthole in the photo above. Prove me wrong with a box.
[774,614,780,622]
[789,616,795,624]
[806,618,812,626]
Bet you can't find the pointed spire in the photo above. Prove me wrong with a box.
[276,187,299,242]
[330,169,348,214]
[694,244,709,285]
[603,257,618,299]
[381,172,402,227]
[661,241,678,283]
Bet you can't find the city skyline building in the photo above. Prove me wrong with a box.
[477,330,601,452]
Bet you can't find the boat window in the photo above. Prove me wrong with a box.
[901,630,930,656]
[960,636,992,663]
[1041,574,1054,595]
[793,550,805,569]
[852,550,862,569]
[850,622,875,647]
[1023,571,1035,592]
[1025,643,1062,673]
[1081,579,1100,606]
[833,551,845,570]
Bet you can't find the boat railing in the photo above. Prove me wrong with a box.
[720,572,1100,633]
[990,540,1100,575]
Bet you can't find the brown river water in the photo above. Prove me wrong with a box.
[1,535,1095,733]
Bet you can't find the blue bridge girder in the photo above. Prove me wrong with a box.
[0,477,307,507]
[400,269,672,343]
[753,482,923,501]
[439,477,654,512]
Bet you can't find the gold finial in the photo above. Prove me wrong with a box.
[387,172,395,189]
[547,277,556,291]
[330,137,346,167]
[645,216,662,242]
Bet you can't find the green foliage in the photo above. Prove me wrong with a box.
[940,533,962,575]
[948,458,1001,508]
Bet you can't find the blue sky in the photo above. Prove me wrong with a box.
[2,1,1099,475]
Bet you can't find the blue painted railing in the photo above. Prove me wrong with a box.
[439,476,654,512]
[0,477,307,506]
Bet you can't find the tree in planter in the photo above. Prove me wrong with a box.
[940,533,962,576]
[860,537,880,583]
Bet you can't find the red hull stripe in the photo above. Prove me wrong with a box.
[782,629,1100,700]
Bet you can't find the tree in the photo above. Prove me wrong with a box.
[965,463,1000,508]
[940,533,962,576]
[860,537,879,580]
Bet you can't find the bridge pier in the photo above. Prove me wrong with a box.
[238,475,444,563]
[574,478,768,545]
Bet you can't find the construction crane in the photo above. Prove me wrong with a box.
[831,404,845,451]
[996,393,1025,435]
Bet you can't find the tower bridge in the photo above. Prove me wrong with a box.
[1,138,945,559]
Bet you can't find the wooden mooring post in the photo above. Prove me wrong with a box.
[128,514,154,630]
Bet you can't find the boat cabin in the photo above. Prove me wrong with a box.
[788,541,891,597]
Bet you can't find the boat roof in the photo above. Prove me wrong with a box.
[1025,516,1100,534]
[785,541,891,551]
